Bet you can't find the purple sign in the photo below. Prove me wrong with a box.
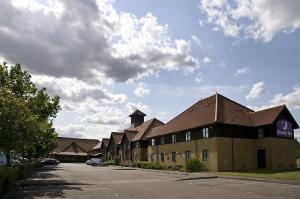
[276,119,293,137]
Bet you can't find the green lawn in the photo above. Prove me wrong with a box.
[220,169,300,180]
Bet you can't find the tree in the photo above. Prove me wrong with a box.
[0,62,60,163]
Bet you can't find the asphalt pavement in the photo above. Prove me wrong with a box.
[6,163,300,199]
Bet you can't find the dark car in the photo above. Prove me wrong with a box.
[40,158,60,166]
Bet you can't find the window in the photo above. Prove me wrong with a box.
[161,137,165,145]
[172,134,176,143]
[185,151,191,161]
[171,152,176,162]
[202,149,209,161]
[202,128,209,138]
[258,128,264,138]
[135,142,140,148]
[186,131,191,141]
[151,138,155,146]
[160,153,165,161]
[151,153,155,162]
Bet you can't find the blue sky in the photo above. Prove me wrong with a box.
[0,0,299,140]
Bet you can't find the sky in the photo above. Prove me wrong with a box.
[0,0,300,140]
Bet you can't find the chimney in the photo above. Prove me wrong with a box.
[129,109,146,128]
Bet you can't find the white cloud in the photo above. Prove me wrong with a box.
[195,77,204,83]
[203,57,211,63]
[269,86,300,110]
[31,75,127,103]
[199,0,300,42]
[0,0,199,83]
[55,124,85,138]
[126,102,151,115]
[234,67,250,76]
[191,35,201,45]
[79,106,127,125]
[246,82,266,100]
[134,82,150,97]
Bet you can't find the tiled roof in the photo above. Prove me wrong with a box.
[129,109,146,117]
[146,93,298,138]
[53,137,100,154]
[123,130,138,142]
[92,141,102,150]
[127,118,164,141]
[101,138,110,148]
[110,132,123,145]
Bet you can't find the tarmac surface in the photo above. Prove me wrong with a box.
[7,163,300,199]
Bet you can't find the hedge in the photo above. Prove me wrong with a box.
[0,162,37,197]
[132,162,164,170]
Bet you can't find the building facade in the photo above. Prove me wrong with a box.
[146,94,298,171]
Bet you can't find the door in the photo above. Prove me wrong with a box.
[257,149,266,169]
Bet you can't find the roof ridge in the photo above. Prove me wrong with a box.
[217,93,254,112]
[58,137,99,141]
[249,104,285,114]
[163,94,216,125]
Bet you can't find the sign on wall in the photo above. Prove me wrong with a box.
[276,119,293,138]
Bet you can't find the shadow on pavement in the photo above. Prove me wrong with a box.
[7,166,90,199]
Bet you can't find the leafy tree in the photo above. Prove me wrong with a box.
[0,62,60,164]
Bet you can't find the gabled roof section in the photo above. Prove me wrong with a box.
[250,105,299,128]
[53,137,99,154]
[92,141,102,150]
[147,95,217,138]
[100,138,110,148]
[121,130,138,143]
[147,93,299,138]
[129,109,146,117]
[127,118,164,141]
[108,132,123,146]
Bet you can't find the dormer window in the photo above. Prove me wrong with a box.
[186,131,191,141]
[172,134,176,143]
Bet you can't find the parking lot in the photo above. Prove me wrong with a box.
[8,163,300,199]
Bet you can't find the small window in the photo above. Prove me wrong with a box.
[258,128,264,138]
[171,152,176,162]
[172,134,176,143]
[151,139,155,146]
[202,128,209,138]
[186,131,191,141]
[160,153,165,161]
[185,151,191,161]
[135,142,140,148]
[151,153,155,162]
[202,149,209,161]
[161,137,164,145]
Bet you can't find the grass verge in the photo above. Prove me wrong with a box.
[220,169,300,180]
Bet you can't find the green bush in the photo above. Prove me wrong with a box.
[134,162,163,170]
[0,167,19,196]
[186,158,203,172]
[0,162,37,196]
[114,157,120,166]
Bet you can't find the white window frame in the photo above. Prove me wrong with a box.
[186,131,191,141]
[202,149,209,161]
[151,138,155,146]
[172,134,176,143]
[161,137,164,144]
[202,128,209,138]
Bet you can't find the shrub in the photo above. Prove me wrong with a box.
[135,162,163,170]
[0,167,19,196]
[170,165,183,171]
[114,157,120,166]
[186,158,203,172]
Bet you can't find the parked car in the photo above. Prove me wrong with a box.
[89,158,105,166]
[86,159,92,165]
[40,158,60,166]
